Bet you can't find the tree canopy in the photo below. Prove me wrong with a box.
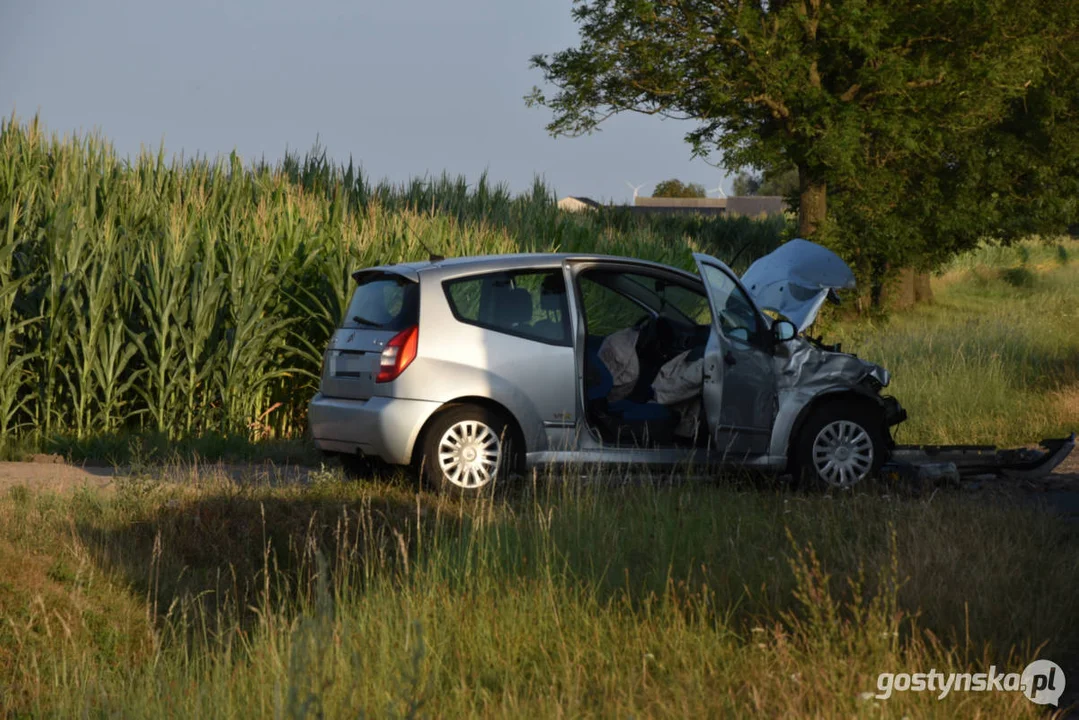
[528,0,1079,297]
[653,179,707,198]
[733,166,799,197]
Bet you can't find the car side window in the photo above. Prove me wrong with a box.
[698,264,767,348]
[625,274,711,325]
[443,270,571,345]
[662,285,711,325]
[577,275,651,337]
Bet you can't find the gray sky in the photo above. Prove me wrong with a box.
[1,0,731,204]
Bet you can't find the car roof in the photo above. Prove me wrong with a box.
[356,252,705,283]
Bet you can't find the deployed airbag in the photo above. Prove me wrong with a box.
[597,328,640,403]
[652,349,703,405]
[652,349,705,439]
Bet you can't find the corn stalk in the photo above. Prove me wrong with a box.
[0,214,37,445]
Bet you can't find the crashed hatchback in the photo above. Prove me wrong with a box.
[309,242,1074,493]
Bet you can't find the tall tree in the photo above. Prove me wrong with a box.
[527,0,1044,244]
[733,165,799,197]
[731,172,761,197]
[826,3,1079,296]
[653,178,707,198]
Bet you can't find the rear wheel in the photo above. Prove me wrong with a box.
[420,405,519,495]
[794,402,886,490]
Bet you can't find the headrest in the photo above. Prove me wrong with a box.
[493,287,533,327]
[539,274,565,311]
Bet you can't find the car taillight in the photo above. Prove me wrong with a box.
[376,325,418,383]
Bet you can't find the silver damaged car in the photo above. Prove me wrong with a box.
[308,240,912,493]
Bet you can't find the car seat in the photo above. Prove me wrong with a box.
[530,275,568,343]
[625,316,678,403]
[585,335,673,446]
[492,286,534,332]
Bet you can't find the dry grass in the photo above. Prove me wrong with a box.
[1054,386,1079,424]
[0,467,1075,717]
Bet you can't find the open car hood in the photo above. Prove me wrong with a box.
[741,239,856,331]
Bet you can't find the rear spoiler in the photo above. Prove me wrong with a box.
[351,266,421,283]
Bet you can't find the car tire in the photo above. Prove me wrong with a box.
[419,405,520,495]
[794,401,886,491]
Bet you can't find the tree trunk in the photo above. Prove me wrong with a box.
[913,272,934,303]
[797,167,827,238]
[875,266,935,310]
[882,267,918,310]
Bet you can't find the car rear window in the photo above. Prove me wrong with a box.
[343,273,418,331]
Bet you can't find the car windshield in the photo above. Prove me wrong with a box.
[342,273,419,331]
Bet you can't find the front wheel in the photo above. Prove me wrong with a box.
[420,405,519,495]
[794,403,886,490]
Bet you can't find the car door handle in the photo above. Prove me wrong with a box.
[724,351,736,366]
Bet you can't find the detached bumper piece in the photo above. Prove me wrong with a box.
[885,433,1076,484]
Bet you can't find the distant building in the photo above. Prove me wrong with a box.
[725,196,788,218]
[633,195,787,217]
[557,194,788,218]
[557,196,602,212]
[633,196,727,216]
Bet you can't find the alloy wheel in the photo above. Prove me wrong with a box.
[811,420,874,488]
[437,420,502,489]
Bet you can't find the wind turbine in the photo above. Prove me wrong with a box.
[708,181,728,199]
[625,181,644,203]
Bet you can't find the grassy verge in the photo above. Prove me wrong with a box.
[1,469,1076,717]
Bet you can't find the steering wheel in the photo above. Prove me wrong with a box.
[634,315,685,361]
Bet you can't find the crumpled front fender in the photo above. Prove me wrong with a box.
[768,337,905,460]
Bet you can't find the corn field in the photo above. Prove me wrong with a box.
[0,115,789,446]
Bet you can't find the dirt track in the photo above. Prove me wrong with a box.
[0,455,313,492]
[0,450,1075,495]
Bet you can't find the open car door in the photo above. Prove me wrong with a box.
[693,253,777,458]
